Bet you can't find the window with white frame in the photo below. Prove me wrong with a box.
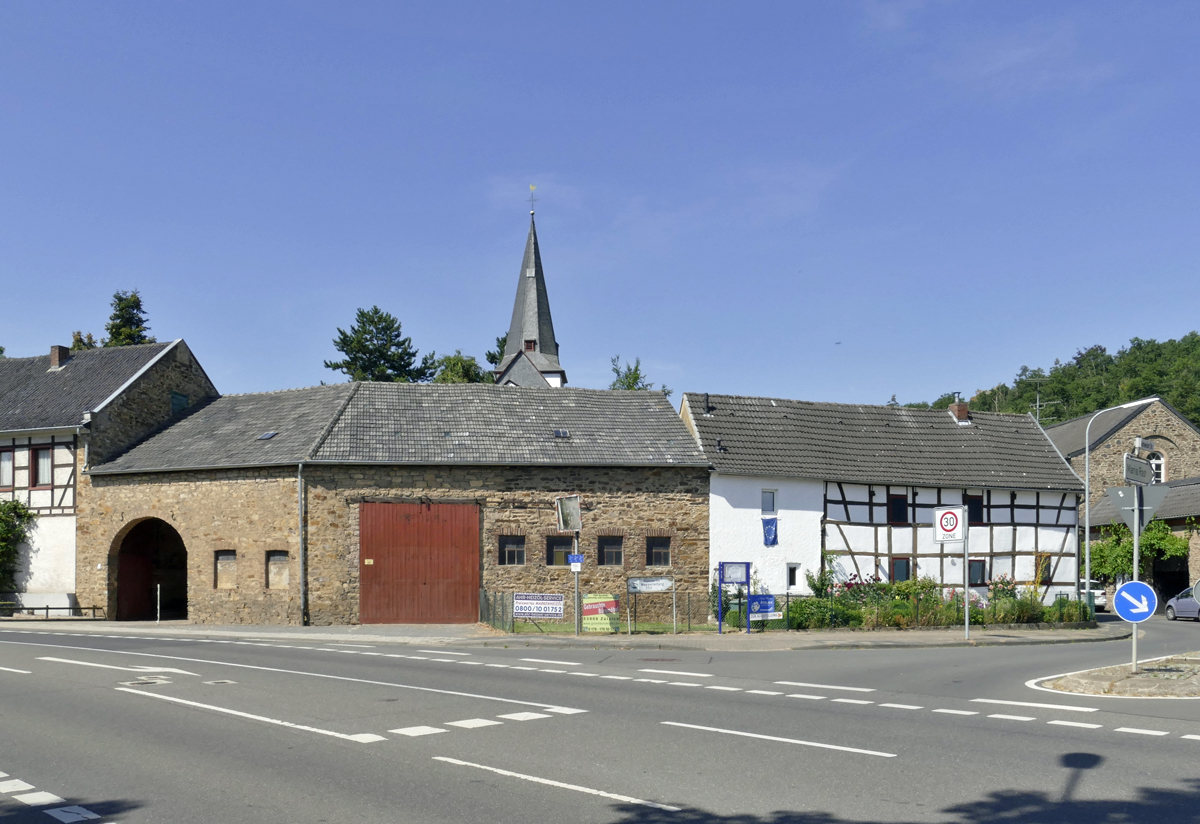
[1147,452,1166,484]
[0,450,12,488]
[761,489,776,513]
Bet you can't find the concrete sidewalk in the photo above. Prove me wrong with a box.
[0,617,1130,651]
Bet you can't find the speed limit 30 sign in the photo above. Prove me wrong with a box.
[933,506,966,543]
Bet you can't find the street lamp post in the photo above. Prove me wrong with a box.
[1083,397,1158,618]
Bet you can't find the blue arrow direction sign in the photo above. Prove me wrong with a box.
[1114,581,1157,623]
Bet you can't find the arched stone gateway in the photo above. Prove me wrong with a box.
[113,519,188,620]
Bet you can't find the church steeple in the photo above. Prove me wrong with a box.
[494,213,567,387]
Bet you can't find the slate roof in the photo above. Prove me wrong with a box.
[1090,477,1200,525]
[682,393,1081,491]
[0,342,174,432]
[92,383,706,473]
[495,215,566,383]
[1044,397,1200,458]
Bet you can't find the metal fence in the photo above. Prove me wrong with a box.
[0,603,106,620]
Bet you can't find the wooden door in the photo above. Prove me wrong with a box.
[359,502,480,624]
[117,553,154,620]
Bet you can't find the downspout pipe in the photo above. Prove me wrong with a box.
[299,461,309,626]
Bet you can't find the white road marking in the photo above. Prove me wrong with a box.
[706,685,741,691]
[546,707,588,714]
[407,656,430,660]
[499,712,552,721]
[569,672,599,677]
[420,650,469,656]
[786,694,827,700]
[44,805,101,821]
[521,658,581,666]
[638,668,712,678]
[0,666,31,674]
[601,675,633,680]
[328,644,375,648]
[510,666,538,671]
[747,690,784,696]
[833,698,873,705]
[662,722,896,758]
[115,688,387,742]
[880,703,923,710]
[669,682,702,687]
[38,657,198,676]
[1115,727,1169,736]
[13,791,66,806]
[1049,720,1103,729]
[933,709,978,715]
[390,726,446,737]
[360,652,381,656]
[775,681,875,693]
[971,698,1098,713]
[634,678,667,683]
[988,714,1035,721]
[539,669,568,674]
[1182,734,1200,741]
[447,718,503,729]
[430,658,457,663]
[434,757,680,811]
[456,661,484,666]
[486,664,511,668]
[4,639,586,712]
[0,779,35,792]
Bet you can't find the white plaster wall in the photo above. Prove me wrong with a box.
[12,515,76,594]
[709,473,824,594]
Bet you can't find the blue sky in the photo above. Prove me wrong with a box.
[3,2,1197,406]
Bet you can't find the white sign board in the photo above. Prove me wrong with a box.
[570,562,582,573]
[555,495,582,532]
[749,611,783,621]
[513,593,564,619]
[933,507,966,543]
[628,576,674,593]
[1124,454,1154,486]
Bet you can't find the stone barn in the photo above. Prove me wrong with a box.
[76,383,708,625]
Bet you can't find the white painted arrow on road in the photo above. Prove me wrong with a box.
[1120,591,1150,613]
[38,657,200,676]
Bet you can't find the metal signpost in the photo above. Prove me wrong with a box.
[1107,472,1170,673]
[717,562,750,635]
[934,506,969,640]
[556,495,583,636]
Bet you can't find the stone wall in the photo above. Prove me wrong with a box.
[87,341,219,465]
[77,462,709,626]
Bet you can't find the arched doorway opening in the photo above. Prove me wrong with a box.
[115,519,188,620]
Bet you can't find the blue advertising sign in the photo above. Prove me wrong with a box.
[567,554,585,565]
[748,594,776,614]
[1114,580,1157,623]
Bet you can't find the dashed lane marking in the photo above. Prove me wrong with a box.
[786,694,826,700]
[706,685,741,691]
[832,698,873,705]
[634,678,667,684]
[933,709,978,716]
[0,779,36,793]
[116,687,388,743]
[521,658,582,666]
[391,726,446,737]
[971,698,1098,713]
[446,718,503,729]
[601,675,632,680]
[0,666,31,674]
[539,669,568,674]
[1049,720,1103,729]
[433,756,681,812]
[661,721,896,758]
[546,707,588,715]
[880,703,923,710]
[499,712,552,721]
[12,791,66,806]
[328,643,374,648]
[1115,727,1170,736]
[669,682,702,687]
[486,664,511,668]
[747,690,784,696]
[456,661,485,666]
[638,668,712,678]
[988,714,1035,722]
[775,681,875,693]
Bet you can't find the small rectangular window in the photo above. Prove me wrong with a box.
[1035,554,1052,585]
[646,536,671,567]
[761,490,776,513]
[499,536,525,566]
[887,494,909,525]
[891,557,912,583]
[32,448,52,488]
[0,451,12,488]
[546,536,573,566]
[524,339,536,351]
[598,536,623,566]
[787,565,799,588]
[966,495,985,525]
[215,550,237,589]
[266,551,289,589]
[968,559,988,586]
[170,391,189,415]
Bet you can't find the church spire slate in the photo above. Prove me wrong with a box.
[494,213,567,387]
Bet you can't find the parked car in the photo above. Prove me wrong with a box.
[1166,587,1200,621]
[1080,579,1107,612]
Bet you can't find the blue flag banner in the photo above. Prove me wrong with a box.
[762,518,778,546]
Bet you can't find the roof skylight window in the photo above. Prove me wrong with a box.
[258,432,278,440]
[553,429,570,439]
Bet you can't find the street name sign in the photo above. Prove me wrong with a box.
[1124,454,1154,486]
[1113,581,1156,623]
[933,507,966,543]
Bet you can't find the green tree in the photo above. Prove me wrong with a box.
[432,350,492,384]
[609,355,672,398]
[71,331,98,350]
[485,334,508,368]
[0,345,5,358]
[324,306,436,383]
[0,500,36,592]
[1089,519,1193,582]
[102,290,156,347]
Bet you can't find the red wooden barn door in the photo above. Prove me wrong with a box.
[359,502,480,623]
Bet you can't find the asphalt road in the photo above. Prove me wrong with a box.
[3,615,1200,824]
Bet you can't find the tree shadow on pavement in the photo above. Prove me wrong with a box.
[608,753,1200,824]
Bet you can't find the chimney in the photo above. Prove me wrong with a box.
[948,401,970,423]
[49,345,70,369]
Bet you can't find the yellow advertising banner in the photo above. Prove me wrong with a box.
[582,594,620,633]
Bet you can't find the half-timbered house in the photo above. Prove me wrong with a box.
[0,341,217,610]
[680,393,1083,600]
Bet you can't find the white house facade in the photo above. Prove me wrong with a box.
[682,393,1084,601]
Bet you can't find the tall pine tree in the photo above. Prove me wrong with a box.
[102,290,156,347]
[324,306,436,383]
